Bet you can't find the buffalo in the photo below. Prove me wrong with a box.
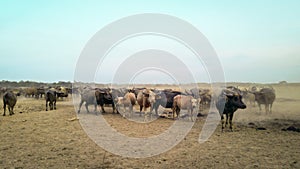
[216,87,246,131]
[56,86,69,100]
[252,88,276,113]
[3,91,17,116]
[136,89,156,121]
[95,88,116,114]
[37,87,46,98]
[152,90,182,117]
[24,87,38,98]
[77,89,97,114]
[115,92,136,118]
[173,95,199,121]
[131,87,146,99]
[45,89,57,111]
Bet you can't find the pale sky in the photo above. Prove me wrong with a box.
[1,0,299,83]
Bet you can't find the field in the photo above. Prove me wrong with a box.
[0,83,300,168]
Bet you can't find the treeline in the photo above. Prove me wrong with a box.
[0,80,72,88]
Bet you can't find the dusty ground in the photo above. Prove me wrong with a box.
[0,84,300,169]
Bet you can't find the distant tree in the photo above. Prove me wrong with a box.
[279,81,287,84]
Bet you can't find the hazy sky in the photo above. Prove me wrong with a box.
[1,0,299,83]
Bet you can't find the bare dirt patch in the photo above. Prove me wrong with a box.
[0,84,300,168]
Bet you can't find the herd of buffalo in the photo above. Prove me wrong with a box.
[1,85,276,131]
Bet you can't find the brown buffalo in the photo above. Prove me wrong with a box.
[172,95,199,121]
[137,89,156,121]
[24,87,38,98]
[116,92,136,118]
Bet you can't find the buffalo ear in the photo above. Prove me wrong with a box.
[225,94,234,98]
[226,93,234,99]
[224,92,233,97]
[97,90,105,94]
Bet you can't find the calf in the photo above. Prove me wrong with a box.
[45,90,57,111]
[216,88,246,131]
[137,89,156,121]
[116,92,136,118]
[3,91,17,116]
[191,88,212,108]
[173,95,199,121]
[152,90,182,117]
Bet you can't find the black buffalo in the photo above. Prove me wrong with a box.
[95,88,116,113]
[216,88,246,131]
[45,90,56,111]
[37,87,45,98]
[3,91,17,116]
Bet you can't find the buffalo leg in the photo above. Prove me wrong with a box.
[94,103,97,113]
[143,107,149,122]
[145,107,152,120]
[54,100,56,110]
[265,104,269,114]
[115,103,120,114]
[8,107,12,115]
[100,104,105,113]
[176,107,180,120]
[124,104,129,118]
[229,113,234,131]
[139,105,143,116]
[258,104,262,112]
[155,106,159,116]
[46,101,48,111]
[129,104,133,118]
[172,106,176,119]
[112,103,116,113]
[11,106,14,115]
[3,103,6,116]
[144,107,148,122]
[225,114,229,127]
[78,100,84,113]
[221,115,225,132]
[116,103,120,114]
[85,103,90,113]
[173,106,179,119]
[190,108,193,122]
[49,102,53,110]
[150,104,158,116]
[149,105,153,115]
